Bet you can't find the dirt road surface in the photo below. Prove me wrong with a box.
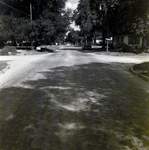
[0,49,149,149]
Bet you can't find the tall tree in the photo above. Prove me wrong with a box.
[74,0,112,48]
[74,0,149,49]
[0,0,70,45]
[0,14,31,42]
[74,0,94,49]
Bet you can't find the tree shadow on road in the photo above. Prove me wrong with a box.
[0,63,149,150]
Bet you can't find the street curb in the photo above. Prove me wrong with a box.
[129,67,149,81]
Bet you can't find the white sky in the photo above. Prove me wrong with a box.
[68,0,79,3]
[66,0,79,10]
[65,0,80,30]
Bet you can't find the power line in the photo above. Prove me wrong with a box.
[0,0,30,16]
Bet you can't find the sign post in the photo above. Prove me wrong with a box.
[106,37,112,55]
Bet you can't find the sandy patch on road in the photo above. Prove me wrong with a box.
[0,50,149,89]
[0,61,10,74]
[0,53,50,88]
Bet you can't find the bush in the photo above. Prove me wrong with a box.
[114,43,132,52]
[0,46,17,55]
[121,44,131,52]
[130,46,143,54]
[114,43,144,53]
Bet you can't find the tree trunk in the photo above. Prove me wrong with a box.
[82,35,92,50]
[93,35,96,45]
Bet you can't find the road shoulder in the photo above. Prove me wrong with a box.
[130,62,149,81]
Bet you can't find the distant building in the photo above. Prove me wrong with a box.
[113,34,143,48]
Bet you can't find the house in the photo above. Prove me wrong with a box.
[113,34,143,48]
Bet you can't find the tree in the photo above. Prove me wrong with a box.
[74,0,94,49]
[74,0,111,49]
[0,15,31,43]
[107,0,149,49]
[0,0,66,18]
[65,29,82,45]
[107,0,149,35]
[74,0,149,50]
[0,0,70,45]
[34,8,71,45]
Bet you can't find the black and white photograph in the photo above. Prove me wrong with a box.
[0,0,149,149]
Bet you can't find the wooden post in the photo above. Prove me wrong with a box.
[30,3,33,50]
[106,40,108,54]
[30,3,32,22]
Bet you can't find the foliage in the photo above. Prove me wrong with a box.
[113,43,131,52]
[65,30,83,45]
[0,46,17,55]
[0,0,66,18]
[0,0,70,45]
[107,0,149,35]
[0,15,31,42]
[74,0,95,45]
[74,0,149,49]
[113,43,143,53]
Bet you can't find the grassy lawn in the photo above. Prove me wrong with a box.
[133,62,149,77]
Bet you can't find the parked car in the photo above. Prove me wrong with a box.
[36,46,54,52]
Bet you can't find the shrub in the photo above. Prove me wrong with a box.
[0,46,17,55]
[131,47,143,54]
[114,43,131,52]
[121,43,131,52]
[114,43,144,53]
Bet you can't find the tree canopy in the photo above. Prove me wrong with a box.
[0,0,71,45]
[74,0,149,46]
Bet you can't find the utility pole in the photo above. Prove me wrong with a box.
[30,3,33,49]
[30,3,32,22]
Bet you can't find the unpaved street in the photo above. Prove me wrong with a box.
[0,49,149,149]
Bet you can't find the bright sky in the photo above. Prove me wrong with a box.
[66,0,79,10]
[65,0,80,30]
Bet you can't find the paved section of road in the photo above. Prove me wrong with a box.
[0,50,149,149]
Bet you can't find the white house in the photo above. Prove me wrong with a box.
[113,34,143,48]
